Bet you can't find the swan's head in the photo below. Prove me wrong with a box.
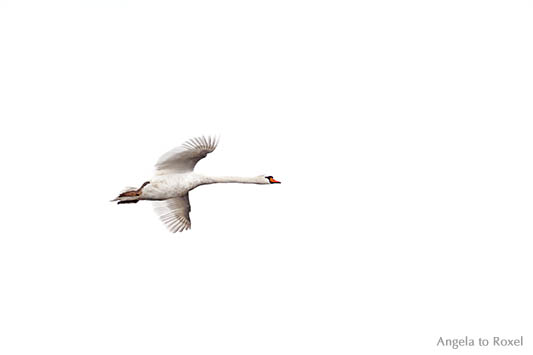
[265,176,281,184]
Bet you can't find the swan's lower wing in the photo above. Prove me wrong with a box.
[153,195,191,233]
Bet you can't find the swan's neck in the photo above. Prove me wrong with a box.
[202,175,268,185]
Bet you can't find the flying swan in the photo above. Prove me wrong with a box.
[112,136,281,232]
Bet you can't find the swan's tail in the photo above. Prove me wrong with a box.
[111,182,150,204]
[110,189,140,204]
[111,195,140,204]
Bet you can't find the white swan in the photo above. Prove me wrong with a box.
[112,136,281,232]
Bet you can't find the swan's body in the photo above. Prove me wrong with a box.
[140,173,272,200]
[112,136,280,232]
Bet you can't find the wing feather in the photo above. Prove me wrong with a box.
[155,135,218,175]
[153,195,191,233]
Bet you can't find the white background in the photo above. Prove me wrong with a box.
[1,1,532,354]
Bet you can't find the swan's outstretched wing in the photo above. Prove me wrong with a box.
[155,136,218,175]
[153,195,191,233]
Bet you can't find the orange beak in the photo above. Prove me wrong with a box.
[269,177,281,184]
